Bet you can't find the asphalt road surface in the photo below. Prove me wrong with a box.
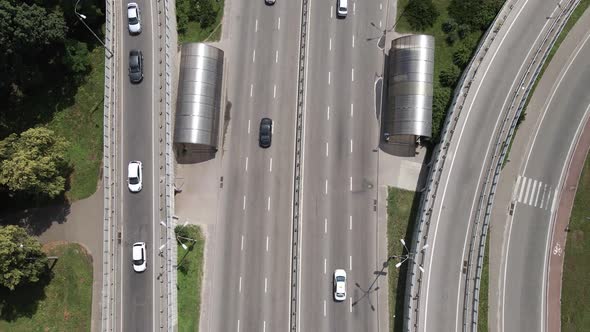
[206,0,300,331]
[417,0,562,331]
[298,0,386,331]
[118,1,159,331]
[500,25,590,332]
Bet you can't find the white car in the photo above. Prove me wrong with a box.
[336,0,348,17]
[132,242,147,272]
[127,161,143,192]
[127,3,141,34]
[333,269,347,301]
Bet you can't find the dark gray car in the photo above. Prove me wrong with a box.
[259,118,272,148]
[129,49,144,83]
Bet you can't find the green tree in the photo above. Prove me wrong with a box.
[0,127,70,199]
[439,65,461,87]
[448,0,504,32]
[0,225,48,290]
[196,0,217,29]
[63,40,91,84]
[405,0,439,31]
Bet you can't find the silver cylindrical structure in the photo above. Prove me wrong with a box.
[174,43,224,149]
[385,34,435,139]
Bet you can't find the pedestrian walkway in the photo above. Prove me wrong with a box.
[512,175,557,211]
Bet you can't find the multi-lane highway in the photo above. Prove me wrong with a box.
[298,0,387,331]
[497,19,590,332]
[205,0,300,331]
[117,1,160,331]
[416,0,563,331]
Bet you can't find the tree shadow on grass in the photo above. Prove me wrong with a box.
[0,269,52,322]
[393,189,423,331]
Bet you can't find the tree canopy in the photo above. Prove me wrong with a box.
[0,127,70,199]
[404,0,439,31]
[448,0,504,32]
[0,225,48,290]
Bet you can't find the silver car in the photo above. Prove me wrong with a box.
[127,2,141,34]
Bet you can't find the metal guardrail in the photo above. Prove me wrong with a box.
[289,0,309,330]
[466,0,580,329]
[402,1,520,331]
[101,0,117,331]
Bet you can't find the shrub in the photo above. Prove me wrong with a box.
[442,19,458,33]
[439,65,461,87]
[405,0,440,31]
[453,45,472,68]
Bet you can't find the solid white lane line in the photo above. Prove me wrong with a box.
[349,215,352,230]
[325,179,328,194]
[350,176,352,191]
[324,218,327,233]
[329,38,332,51]
[324,300,327,316]
[250,84,253,97]
[350,139,353,153]
[248,119,251,134]
[352,35,355,48]
[267,196,271,211]
[273,84,277,98]
[266,236,269,251]
[324,258,327,274]
[350,103,354,117]
[265,277,268,293]
[327,106,330,120]
[275,50,279,63]
[551,188,558,213]
[269,157,273,172]
[351,68,354,82]
[252,49,256,63]
[255,19,258,32]
[326,142,329,157]
[328,72,331,85]
[243,195,246,210]
[278,17,281,30]
[349,255,352,270]
[245,157,248,172]
[239,277,242,293]
[241,235,244,251]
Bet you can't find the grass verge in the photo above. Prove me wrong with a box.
[48,48,104,201]
[179,0,225,43]
[561,153,590,330]
[177,225,205,332]
[0,242,93,331]
[478,233,490,331]
[387,187,421,331]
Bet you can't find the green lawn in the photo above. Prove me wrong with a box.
[478,234,490,331]
[179,0,225,43]
[0,242,93,332]
[177,225,205,332]
[387,187,420,331]
[47,48,104,201]
[561,154,590,330]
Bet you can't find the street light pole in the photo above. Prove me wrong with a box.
[74,0,113,58]
[394,238,428,272]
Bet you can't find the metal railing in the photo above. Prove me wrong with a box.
[289,0,310,330]
[100,0,117,330]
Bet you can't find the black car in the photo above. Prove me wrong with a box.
[129,49,144,83]
[259,118,272,148]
